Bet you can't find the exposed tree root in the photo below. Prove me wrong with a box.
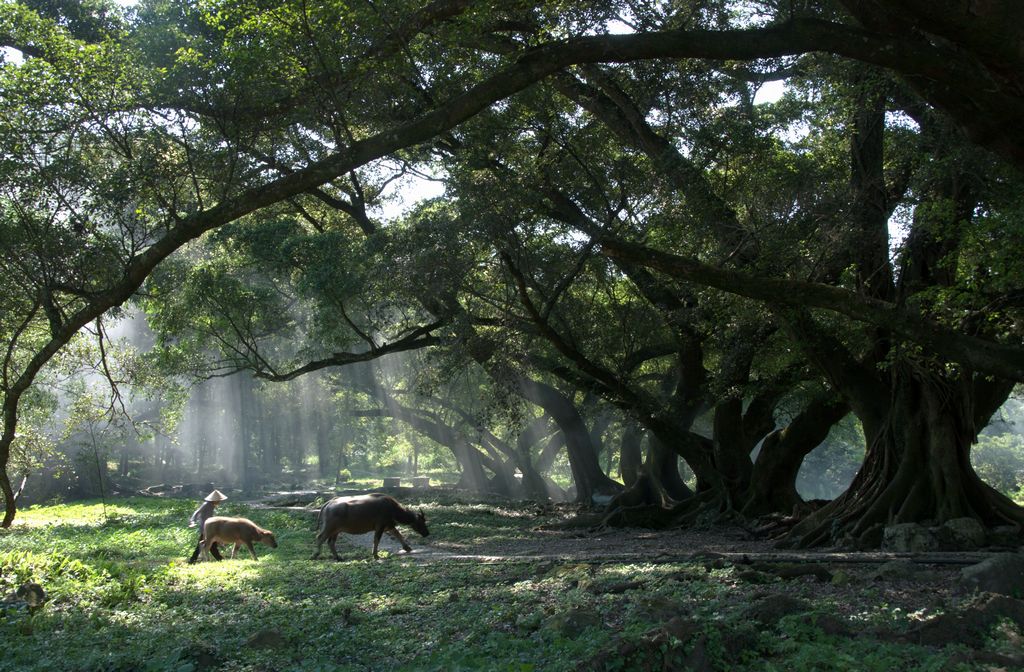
[783,375,1024,550]
[599,487,743,530]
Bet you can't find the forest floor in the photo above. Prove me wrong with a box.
[1,494,1022,672]
[259,490,991,566]
[263,492,1014,661]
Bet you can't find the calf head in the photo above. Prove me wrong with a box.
[412,510,430,537]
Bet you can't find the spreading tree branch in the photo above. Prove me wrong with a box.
[600,236,1024,381]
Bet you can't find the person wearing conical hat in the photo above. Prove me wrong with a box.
[187,489,227,564]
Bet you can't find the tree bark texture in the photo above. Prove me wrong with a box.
[790,366,1021,547]
[647,436,693,502]
[619,421,644,488]
[742,393,849,517]
[515,378,622,503]
[0,467,14,528]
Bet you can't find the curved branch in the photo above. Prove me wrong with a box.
[253,325,443,382]
[600,236,1024,381]
[1,14,1018,527]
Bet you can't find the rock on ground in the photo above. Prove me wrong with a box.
[960,553,1024,597]
[882,523,938,552]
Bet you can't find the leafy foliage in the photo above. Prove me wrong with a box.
[3,0,1024,550]
[973,434,1024,501]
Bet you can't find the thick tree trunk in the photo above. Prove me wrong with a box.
[536,431,565,474]
[647,436,692,501]
[619,422,643,487]
[473,438,516,496]
[0,463,14,528]
[516,378,622,504]
[487,459,517,497]
[652,425,723,497]
[517,456,549,500]
[452,440,491,493]
[561,418,617,503]
[587,405,613,461]
[742,393,849,517]
[711,398,755,506]
[790,367,1023,548]
[516,415,555,500]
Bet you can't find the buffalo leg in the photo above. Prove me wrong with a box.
[372,529,385,559]
[189,529,217,563]
[311,530,328,559]
[201,541,224,561]
[328,534,342,561]
[386,527,413,553]
[204,540,223,561]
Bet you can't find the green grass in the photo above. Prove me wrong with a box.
[0,498,1007,671]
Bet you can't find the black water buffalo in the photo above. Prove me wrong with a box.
[312,494,429,560]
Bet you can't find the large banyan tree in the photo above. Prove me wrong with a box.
[1,0,1023,544]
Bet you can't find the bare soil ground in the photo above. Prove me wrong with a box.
[429,520,776,560]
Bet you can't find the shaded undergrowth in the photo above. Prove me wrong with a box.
[0,497,1017,671]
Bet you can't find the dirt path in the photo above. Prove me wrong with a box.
[260,504,993,566]
[409,529,994,566]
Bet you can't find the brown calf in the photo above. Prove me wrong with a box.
[202,516,278,561]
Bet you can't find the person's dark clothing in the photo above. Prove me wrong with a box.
[189,500,218,527]
[186,500,222,563]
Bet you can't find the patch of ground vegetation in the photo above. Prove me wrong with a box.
[1,497,1021,671]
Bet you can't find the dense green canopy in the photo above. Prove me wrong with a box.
[2,0,1023,545]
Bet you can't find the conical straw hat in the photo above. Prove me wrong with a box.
[204,489,227,502]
